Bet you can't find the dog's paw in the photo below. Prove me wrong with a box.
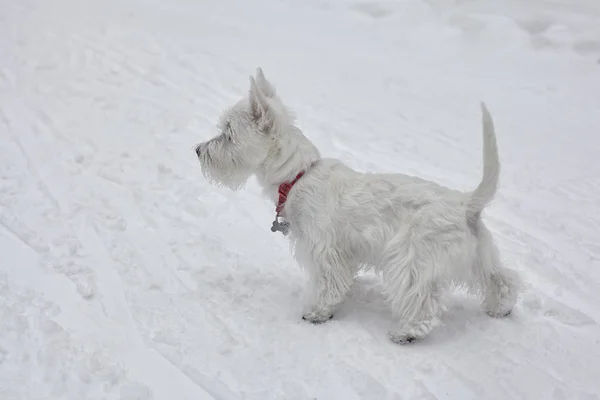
[486,308,512,318]
[302,310,333,324]
[484,294,515,318]
[388,318,439,345]
[388,332,421,345]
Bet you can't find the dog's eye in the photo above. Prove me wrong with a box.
[224,122,233,142]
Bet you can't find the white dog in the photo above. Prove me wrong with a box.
[195,68,520,344]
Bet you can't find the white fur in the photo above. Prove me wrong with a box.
[195,68,521,344]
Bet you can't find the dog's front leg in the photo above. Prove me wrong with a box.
[301,250,355,324]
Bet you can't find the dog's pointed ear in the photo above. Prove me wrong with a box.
[249,76,267,118]
[249,76,274,131]
[255,67,276,98]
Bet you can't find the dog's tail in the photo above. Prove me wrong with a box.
[466,102,500,223]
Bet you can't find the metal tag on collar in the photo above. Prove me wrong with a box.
[270,215,290,235]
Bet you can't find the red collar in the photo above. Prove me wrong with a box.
[275,171,306,215]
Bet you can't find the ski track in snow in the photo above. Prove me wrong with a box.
[1,0,600,398]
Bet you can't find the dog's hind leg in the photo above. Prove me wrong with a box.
[301,248,355,324]
[384,264,443,344]
[381,233,444,344]
[474,222,521,317]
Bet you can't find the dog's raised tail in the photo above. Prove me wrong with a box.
[466,102,500,223]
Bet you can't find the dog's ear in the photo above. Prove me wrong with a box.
[249,76,275,132]
[255,67,276,98]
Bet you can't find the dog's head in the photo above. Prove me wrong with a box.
[195,68,293,190]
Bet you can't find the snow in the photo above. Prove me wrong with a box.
[1,0,600,398]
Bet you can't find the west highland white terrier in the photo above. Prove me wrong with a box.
[195,68,520,344]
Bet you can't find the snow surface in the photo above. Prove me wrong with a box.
[2,0,600,398]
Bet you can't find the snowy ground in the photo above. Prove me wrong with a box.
[2,0,600,398]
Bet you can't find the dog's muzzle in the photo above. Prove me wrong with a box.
[195,143,204,158]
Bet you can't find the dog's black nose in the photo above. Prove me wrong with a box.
[195,145,202,157]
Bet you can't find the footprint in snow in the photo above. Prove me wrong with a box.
[521,293,596,327]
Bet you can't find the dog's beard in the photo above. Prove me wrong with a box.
[197,142,254,191]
